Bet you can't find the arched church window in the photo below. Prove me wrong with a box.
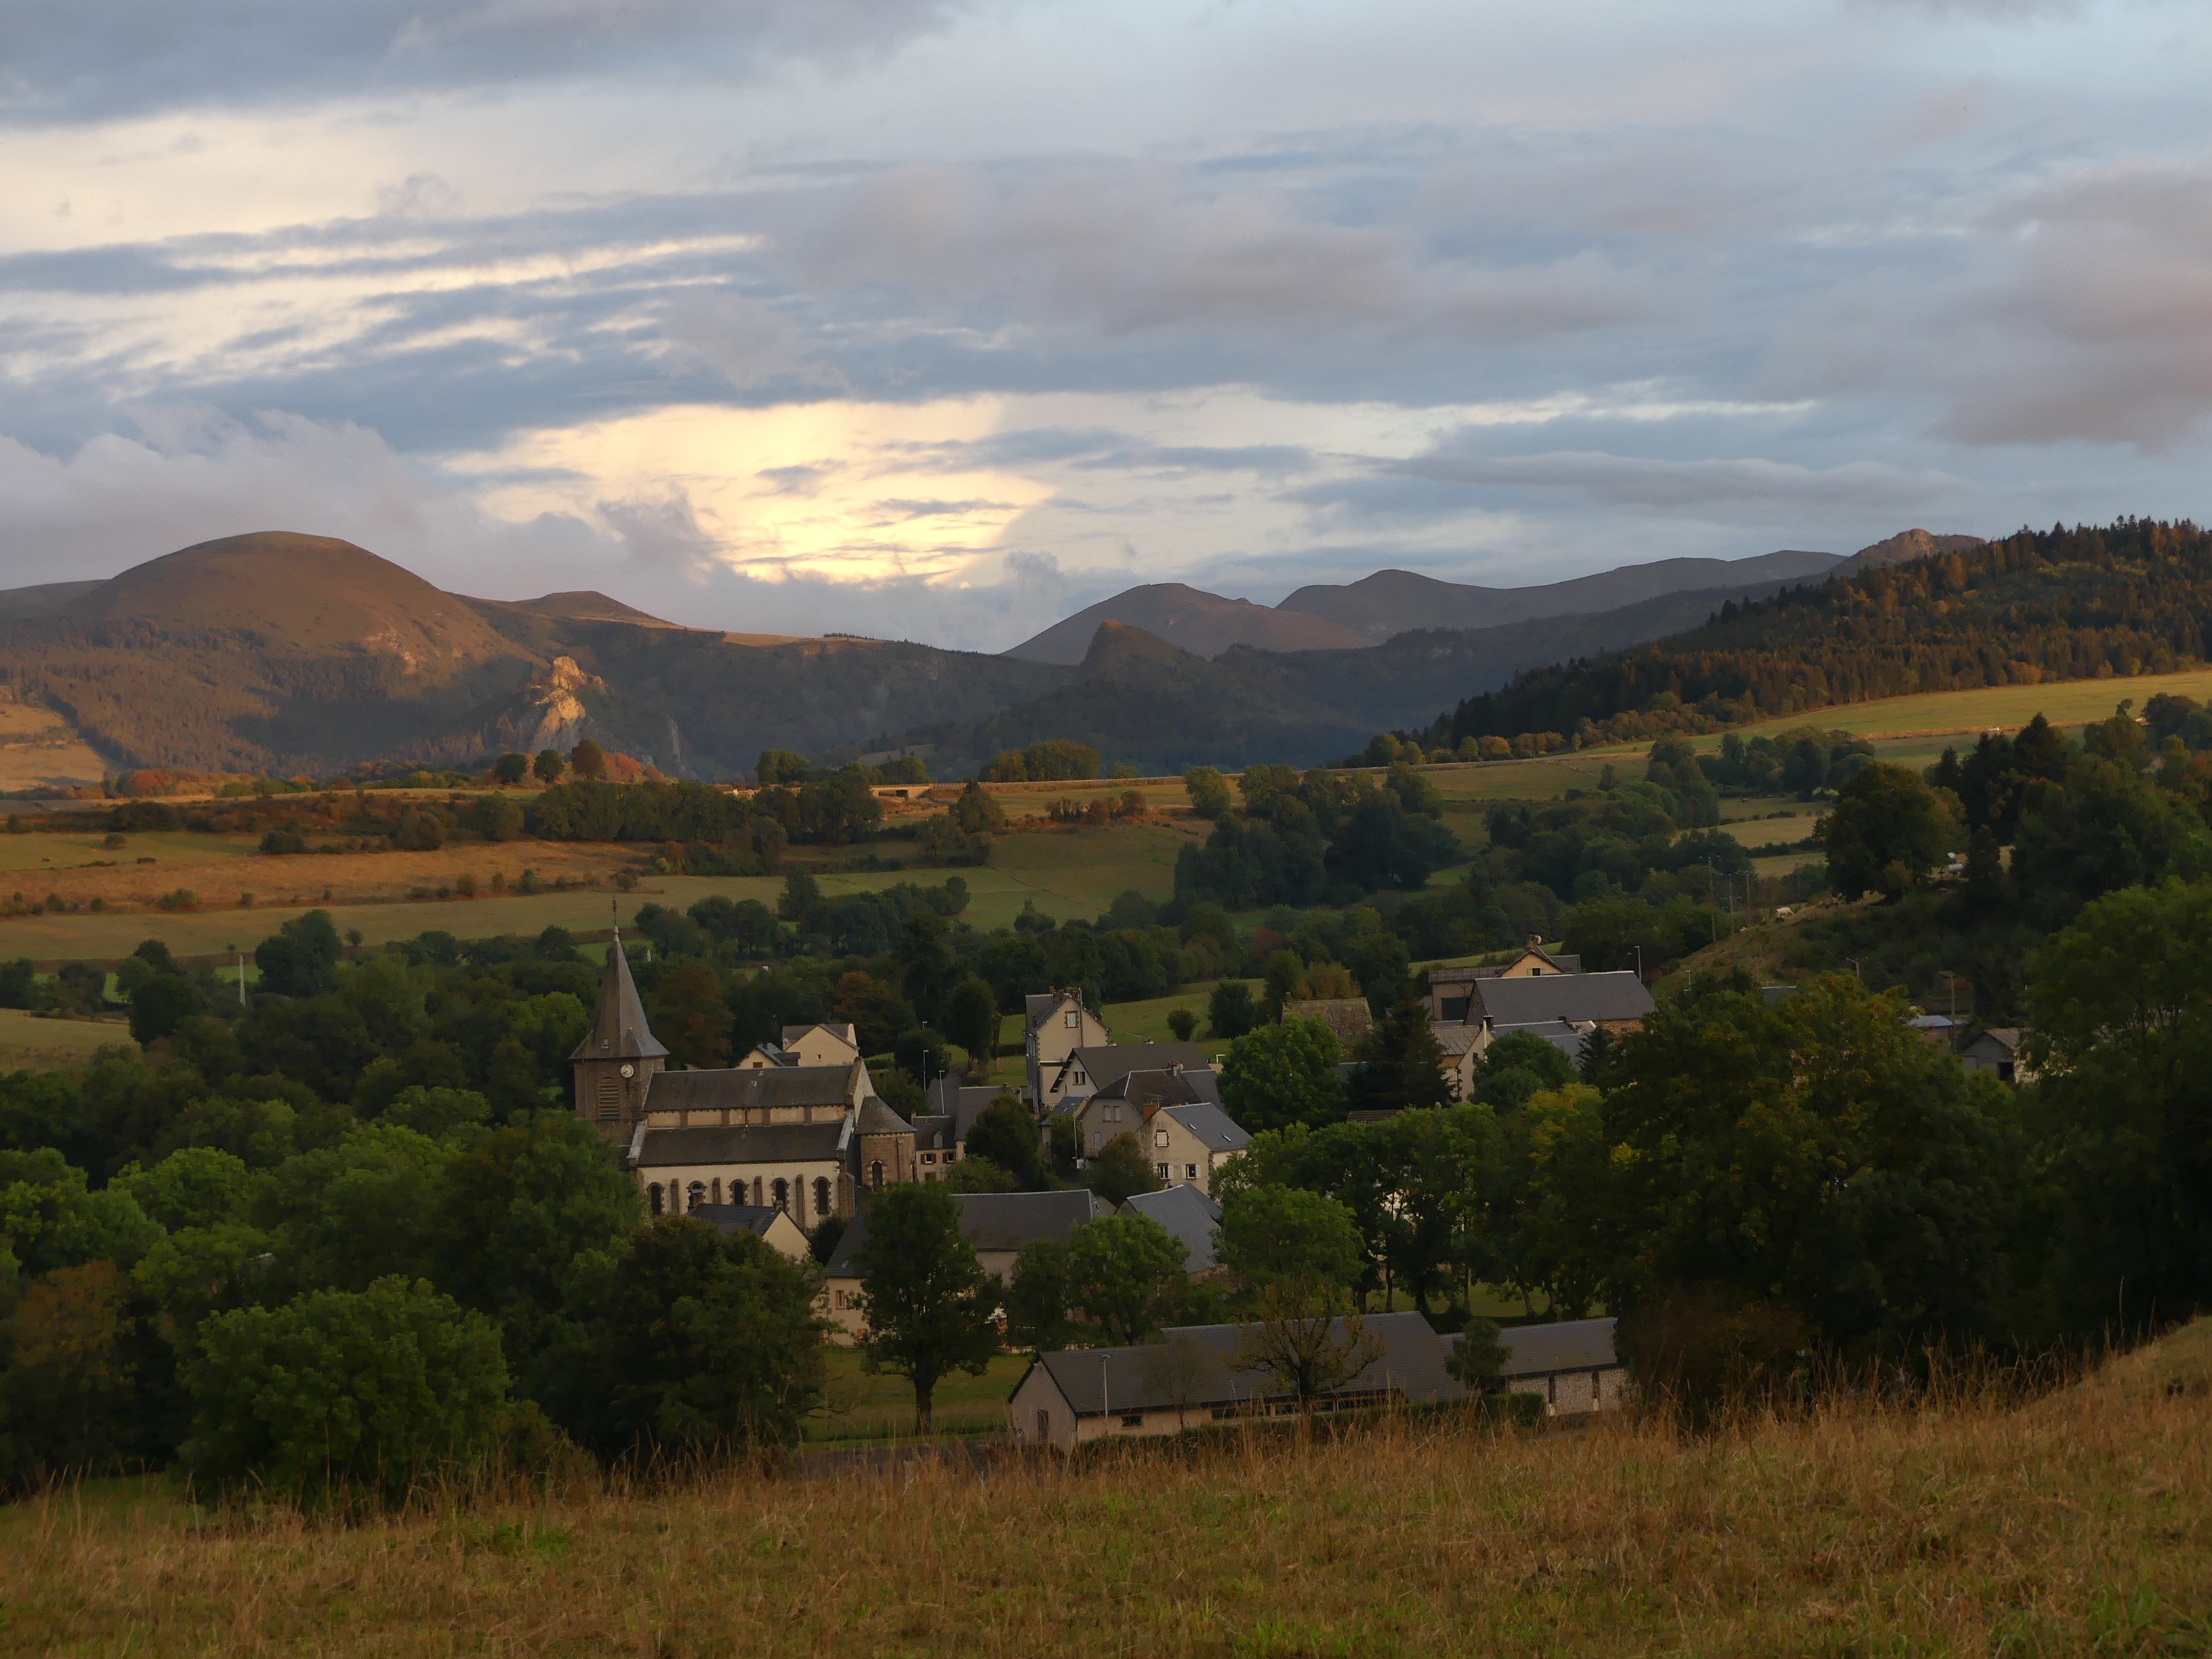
[869,1160,884,1191]
[814,1177,832,1216]
[772,1178,789,1211]
[752,1176,764,1206]
[649,1183,664,1216]
[686,1181,705,1211]
[710,1178,722,1204]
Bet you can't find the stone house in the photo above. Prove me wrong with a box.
[737,1022,861,1070]
[1007,1311,1460,1449]
[1452,972,1654,1059]
[1119,1184,1223,1273]
[1426,942,1582,1023]
[1495,1317,1628,1416]
[819,1189,1112,1342]
[1047,1040,1214,1114]
[1134,1100,1250,1195]
[1026,989,1111,1105]
[687,1202,813,1261]
[1959,1027,2034,1084]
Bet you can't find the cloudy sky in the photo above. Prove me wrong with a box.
[3,0,2209,649]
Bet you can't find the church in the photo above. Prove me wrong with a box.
[571,933,917,1231]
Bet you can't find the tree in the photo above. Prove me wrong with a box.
[1825,762,1953,900]
[964,1095,1044,1189]
[254,909,343,998]
[951,782,1006,833]
[128,972,201,1045]
[1218,1185,1380,1412]
[1445,1317,1506,1390]
[571,1217,824,1457]
[1184,766,1232,821]
[1166,1008,1197,1041]
[494,752,530,786]
[1006,1238,1076,1351]
[649,962,732,1071]
[941,977,1000,1067]
[0,1261,140,1480]
[115,1147,253,1231]
[1350,999,1453,1113]
[184,1277,511,1507]
[1085,1134,1161,1205]
[1139,1331,1214,1430]
[855,1183,1000,1434]
[2024,882,2212,1329]
[1219,1017,1345,1133]
[532,748,567,785]
[1065,1213,1187,1344]
[566,741,607,780]
[756,749,810,786]
[1208,980,1256,1040]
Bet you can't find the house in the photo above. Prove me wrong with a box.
[686,1202,813,1261]
[1489,1019,1590,1067]
[1046,1041,1214,1113]
[1072,1065,1218,1157]
[1959,1027,2034,1084]
[571,942,914,1230]
[1284,997,1374,1048]
[1496,1317,1628,1416]
[1120,1184,1223,1272]
[1138,1101,1250,1195]
[737,1021,861,1070]
[1434,1025,1483,1102]
[912,1081,1031,1181]
[1026,989,1111,1105]
[819,1188,1113,1342]
[1454,971,1654,1058]
[1007,1311,1462,1449]
[1427,941,1583,1022]
[1906,1012,1960,1051]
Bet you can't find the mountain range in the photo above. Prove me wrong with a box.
[0,527,1982,785]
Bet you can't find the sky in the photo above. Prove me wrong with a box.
[3,0,2211,651]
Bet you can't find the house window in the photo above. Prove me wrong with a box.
[1155,1163,1169,1181]
[1153,1129,1169,1148]
[922,1152,936,1165]
[1064,1010,1079,1029]
[1120,1413,1143,1429]
[1184,1164,1198,1181]
[1090,1130,1103,1153]
[772,1178,789,1211]
[815,1177,833,1216]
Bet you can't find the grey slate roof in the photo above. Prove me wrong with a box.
[823,1187,1111,1277]
[1089,1068,1217,1110]
[1027,1311,1462,1416]
[1120,1185,1223,1271]
[1160,1101,1250,1153]
[570,936,668,1061]
[911,1113,956,1151]
[1069,1042,1211,1090]
[644,1064,853,1116]
[1497,1317,1620,1378]
[635,1120,847,1168]
[925,1080,1024,1135]
[856,1097,915,1135]
[1469,971,1654,1027]
[689,1204,792,1238]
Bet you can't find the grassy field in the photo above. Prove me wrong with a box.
[0,1007,134,1069]
[804,1349,1029,1445]
[5,1322,2206,1655]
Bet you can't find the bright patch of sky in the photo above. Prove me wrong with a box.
[2,0,2211,647]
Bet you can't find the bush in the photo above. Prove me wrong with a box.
[183,1277,512,1508]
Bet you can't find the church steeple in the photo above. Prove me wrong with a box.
[571,926,667,1138]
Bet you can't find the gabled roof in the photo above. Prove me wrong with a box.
[1090,1068,1213,1109]
[1120,1184,1223,1271]
[635,1120,848,1168]
[1026,990,1097,1033]
[644,1063,855,1116]
[1159,1101,1250,1153]
[1067,1042,1211,1090]
[856,1097,915,1136]
[570,935,668,1061]
[1431,948,1583,985]
[926,1080,1024,1135]
[1489,1019,1590,1063]
[1497,1316,1619,1378]
[823,1187,1110,1276]
[1469,971,1654,1027]
[783,1022,858,1049]
[1433,1025,1483,1057]
[689,1203,797,1239]
[1027,1311,1460,1416]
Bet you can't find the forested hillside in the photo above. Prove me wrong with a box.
[1402,520,2210,752]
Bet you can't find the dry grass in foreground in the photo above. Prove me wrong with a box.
[5,1324,2211,1658]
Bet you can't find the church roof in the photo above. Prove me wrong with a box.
[856,1097,916,1135]
[634,1121,848,1167]
[570,935,668,1062]
[644,1064,855,1115]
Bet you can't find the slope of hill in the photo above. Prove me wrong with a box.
[0,579,104,619]
[1277,548,1846,641]
[0,532,1073,779]
[876,573,1820,773]
[1834,527,1985,573]
[1004,581,1372,663]
[1410,519,2204,751]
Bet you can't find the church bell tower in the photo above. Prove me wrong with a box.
[571,928,668,1139]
